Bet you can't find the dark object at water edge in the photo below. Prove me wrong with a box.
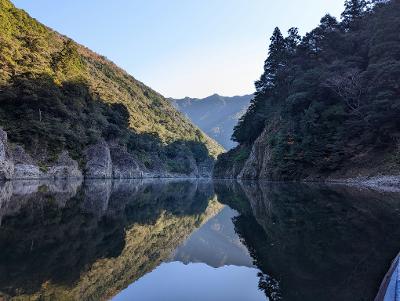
[375,252,400,301]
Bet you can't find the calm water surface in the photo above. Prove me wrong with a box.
[0,179,399,300]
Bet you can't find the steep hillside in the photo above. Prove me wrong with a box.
[171,94,252,149]
[0,0,223,179]
[215,0,400,181]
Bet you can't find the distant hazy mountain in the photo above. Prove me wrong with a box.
[171,94,252,150]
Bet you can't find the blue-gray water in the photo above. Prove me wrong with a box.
[0,179,399,300]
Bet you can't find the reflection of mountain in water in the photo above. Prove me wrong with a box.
[0,179,222,301]
[2,179,399,301]
[172,206,254,268]
[215,181,400,301]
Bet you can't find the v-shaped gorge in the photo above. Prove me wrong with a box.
[0,180,399,301]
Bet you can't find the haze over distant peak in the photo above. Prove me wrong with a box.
[170,94,253,150]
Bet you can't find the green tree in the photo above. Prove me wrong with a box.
[341,0,368,28]
[225,0,400,180]
[255,27,287,92]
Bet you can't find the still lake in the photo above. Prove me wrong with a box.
[0,179,399,300]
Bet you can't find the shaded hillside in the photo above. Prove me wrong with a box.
[171,94,252,149]
[0,0,223,178]
[215,0,400,180]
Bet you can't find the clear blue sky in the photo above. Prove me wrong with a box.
[11,0,344,98]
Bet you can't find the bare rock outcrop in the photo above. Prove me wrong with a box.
[213,145,249,179]
[12,145,43,179]
[197,158,214,178]
[47,151,82,179]
[0,129,14,180]
[85,141,113,179]
[238,127,273,180]
[0,128,215,180]
[110,145,144,179]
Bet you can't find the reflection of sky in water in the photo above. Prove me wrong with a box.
[113,205,266,301]
[171,206,254,268]
[113,262,266,301]
[1,179,399,301]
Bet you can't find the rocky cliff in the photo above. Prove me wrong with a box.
[0,128,214,180]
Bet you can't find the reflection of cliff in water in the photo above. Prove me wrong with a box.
[0,179,222,301]
[171,206,254,268]
[215,181,400,301]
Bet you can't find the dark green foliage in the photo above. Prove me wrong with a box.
[255,27,287,92]
[230,0,400,178]
[215,182,400,300]
[341,0,368,28]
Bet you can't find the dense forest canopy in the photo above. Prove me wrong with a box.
[226,0,400,179]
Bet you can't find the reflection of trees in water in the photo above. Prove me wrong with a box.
[215,181,400,301]
[0,179,220,300]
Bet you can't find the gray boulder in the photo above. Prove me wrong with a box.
[0,129,14,180]
[47,151,83,179]
[13,164,42,179]
[110,145,144,179]
[85,141,113,178]
[12,145,43,179]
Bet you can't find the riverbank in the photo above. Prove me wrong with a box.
[325,176,400,193]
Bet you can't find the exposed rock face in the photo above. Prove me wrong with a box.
[110,145,144,179]
[13,164,42,179]
[213,159,244,179]
[0,129,14,180]
[197,158,214,178]
[238,128,273,180]
[0,128,215,180]
[12,145,34,164]
[187,156,199,177]
[85,141,113,179]
[12,145,43,179]
[214,126,276,180]
[47,151,82,179]
[0,181,13,212]
[213,145,249,179]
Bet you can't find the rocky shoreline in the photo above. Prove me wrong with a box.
[0,128,213,181]
[325,176,400,193]
[3,123,398,191]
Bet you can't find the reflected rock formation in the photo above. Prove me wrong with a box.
[0,179,222,301]
[215,181,400,301]
[171,206,254,268]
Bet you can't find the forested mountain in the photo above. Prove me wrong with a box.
[215,0,400,180]
[170,94,252,150]
[0,0,223,179]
